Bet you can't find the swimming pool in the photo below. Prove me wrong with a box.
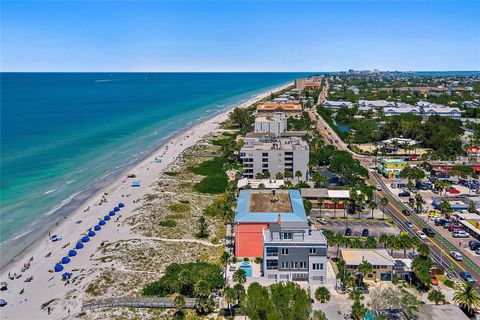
[239,262,253,277]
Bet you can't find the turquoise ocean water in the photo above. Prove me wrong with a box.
[0,72,308,262]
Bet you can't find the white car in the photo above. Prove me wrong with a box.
[450,251,463,261]
[416,231,427,240]
[375,185,382,191]
[452,230,469,238]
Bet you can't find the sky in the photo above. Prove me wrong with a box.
[1,1,479,72]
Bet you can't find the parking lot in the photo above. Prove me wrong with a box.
[319,220,400,237]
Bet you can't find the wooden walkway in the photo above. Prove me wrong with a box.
[81,296,198,311]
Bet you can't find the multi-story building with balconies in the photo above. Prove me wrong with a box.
[263,220,328,283]
[239,134,309,180]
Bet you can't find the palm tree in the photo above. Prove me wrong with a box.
[380,197,389,220]
[233,268,246,285]
[295,170,302,181]
[368,201,378,219]
[453,282,480,314]
[428,289,445,305]
[398,234,413,258]
[194,279,211,298]
[358,260,373,286]
[223,286,237,316]
[315,286,331,303]
[333,199,339,219]
[220,251,232,283]
[379,233,389,249]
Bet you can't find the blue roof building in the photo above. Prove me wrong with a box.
[234,189,307,224]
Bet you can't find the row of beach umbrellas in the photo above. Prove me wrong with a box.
[54,203,125,272]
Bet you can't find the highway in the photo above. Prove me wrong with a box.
[309,82,480,284]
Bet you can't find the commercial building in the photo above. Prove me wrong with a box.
[240,134,309,180]
[300,188,350,209]
[256,102,303,118]
[234,189,308,257]
[253,113,287,136]
[377,158,407,179]
[359,100,396,111]
[340,249,395,281]
[263,220,328,283]
[383,105,421,116]
[323,100,353,109]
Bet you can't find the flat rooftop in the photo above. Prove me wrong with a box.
[234,189,307,223]
[249,192,292,213]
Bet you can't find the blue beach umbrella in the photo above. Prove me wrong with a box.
[118,203,125,208]
[54,264,64,272]
[87,230,96,237]
[114,207,120,212]
[98,220,106,226]
[61,257,71,264]
[109,210,115,216]
[104,215,111,221]
[94,225,101,231]
[68,249,77,257]
[75,242,84,249]
[81,236,90,243]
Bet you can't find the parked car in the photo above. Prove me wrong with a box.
[428,211,442,220]
[452,230,469,238]
[450,251,463,261]
[423,228,436,237]
[398,191,410,197]
[391,183,397,189]
[362,229,369,237]
[434,218,447,226]
[469,240,480,250]
[317,218,328,225]
[443,222,452,229]
[416,231,427,240]
[402,209,411,216]
[459,272,475,283]
[431,275,439,286]
[345,228,352,236]
[447,187,461,194]
[397,183,407,189]
[405,221,413,228]
[353,286,369,294]
[448,225,463,232]
[408,252,419,259]
[476,248,480,255]
[375,185,382,191]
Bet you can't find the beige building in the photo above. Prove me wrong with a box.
[256,102,303,118]
[340,249,395,281]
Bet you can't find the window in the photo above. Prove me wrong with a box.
[266,260,278,270]
[312,263,324,270]
[281,248,289,255]
[309,248,317,254]
[266,247,278,257]
[299,261,307,269]
[281,261,288,269]
[283,232,293,240]
[262,152,268,157]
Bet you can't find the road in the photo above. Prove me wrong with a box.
[310,82,480,284]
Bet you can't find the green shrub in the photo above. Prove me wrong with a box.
[159,219,177,227]
[164,171,179,177]
[169,202,190,213]
[189,157,228,194]
[143,262,224,297]
[442,278,455,288]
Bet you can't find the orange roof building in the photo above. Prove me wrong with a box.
[256,102,302,114]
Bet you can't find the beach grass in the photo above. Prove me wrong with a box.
[189,157,228,194]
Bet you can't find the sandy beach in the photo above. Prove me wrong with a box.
[0,83,292,319]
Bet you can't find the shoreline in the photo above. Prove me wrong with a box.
[0,82,291,319]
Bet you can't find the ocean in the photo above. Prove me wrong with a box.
[0,72,308,265]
